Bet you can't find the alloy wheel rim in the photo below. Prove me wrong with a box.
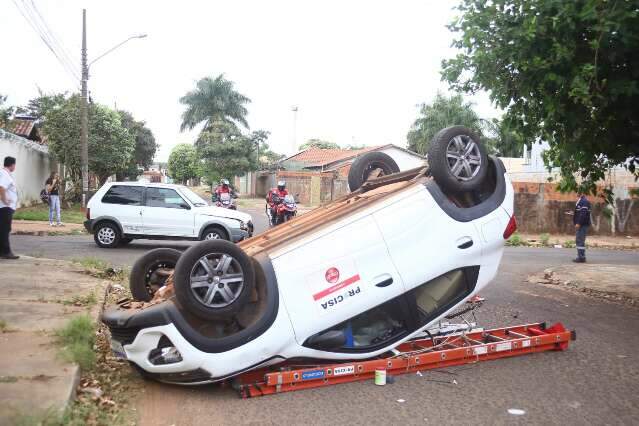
[189,253,244,308]
[205,232,220,240]
[445,135,482,181]
[98,227,115,245]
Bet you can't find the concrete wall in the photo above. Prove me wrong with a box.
[379,146,426,171]
[0,130,55,207]
[512,182,639,236]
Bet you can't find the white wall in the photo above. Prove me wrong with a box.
[379,146,426,171]
[0,130,55,207]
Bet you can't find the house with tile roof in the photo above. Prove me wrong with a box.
[281,144,426,176]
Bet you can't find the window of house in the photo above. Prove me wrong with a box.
[101,185,144,206]
[145,188,188,209]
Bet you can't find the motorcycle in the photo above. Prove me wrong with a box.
[267,194,297,226]
[215,192,237,210]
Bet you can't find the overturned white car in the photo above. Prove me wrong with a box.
[102,126,516,384]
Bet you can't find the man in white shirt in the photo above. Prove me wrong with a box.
[0,156,19,259]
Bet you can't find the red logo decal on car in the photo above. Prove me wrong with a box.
[325,267,340,283]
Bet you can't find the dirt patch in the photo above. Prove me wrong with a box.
[528,264,639,307]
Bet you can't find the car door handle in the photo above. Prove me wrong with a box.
[457,236,473,249]
[375,278,394,288]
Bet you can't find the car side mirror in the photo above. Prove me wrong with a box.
[306,330,346,350]
[180,203,191,210]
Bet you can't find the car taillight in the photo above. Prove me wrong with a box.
[503,215,517,239]
[86,208,90,220]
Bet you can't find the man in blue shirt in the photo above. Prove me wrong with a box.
[573,192,591,263]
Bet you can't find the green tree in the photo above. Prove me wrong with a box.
[195,120,258,185]
[442,0,639,194]
[117,110,158,180]
[299,139,340,150]
[168,143,199,185]
[44,95,135,188]
[0,94,15,127]
[407,92,483,154]
[179,74,251,132]
[482,118,527,157]
[15,91,66,123]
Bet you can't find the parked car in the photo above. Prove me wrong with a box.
[85,182,253,248]
[102,126,515,385]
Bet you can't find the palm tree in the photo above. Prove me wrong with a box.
[179,74,251,132]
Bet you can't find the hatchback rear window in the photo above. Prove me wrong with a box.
[101,185,144,206]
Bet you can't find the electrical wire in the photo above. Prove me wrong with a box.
[27,0,79,80]
[21,0,80,82]
[11,0,80,86]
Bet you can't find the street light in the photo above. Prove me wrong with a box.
[80,7,147,207]
[89,34,148,69]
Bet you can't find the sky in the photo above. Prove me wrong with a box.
[1,0,501,161]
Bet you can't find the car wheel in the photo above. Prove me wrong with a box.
[348,151,400,191]
[119,238,133,246]
[428,126,488,194]
[94,222,121,248]
[129,248,181,301]
[174,240,255,320]
[201,226,228,241]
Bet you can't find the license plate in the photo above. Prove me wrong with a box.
[110,340,127,359]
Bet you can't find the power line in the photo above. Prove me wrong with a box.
[21,0,80,82]
[27,0,79,80]
[12,0,80,86]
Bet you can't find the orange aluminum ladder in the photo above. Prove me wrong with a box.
[233,322,575,398]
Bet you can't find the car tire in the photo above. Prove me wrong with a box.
[94,221,121,248]
[174,240,255,320]
[428,126,488,194]
[200,226,229,241]
[129,248,181,301]
[119,238,133,246]
[348,151,400,191]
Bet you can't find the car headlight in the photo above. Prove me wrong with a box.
[239,220,247,230]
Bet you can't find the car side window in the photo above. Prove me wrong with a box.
[306,298,408,351]
[146,188,188,209]
[409,269,471,326]
[101,185,144,206]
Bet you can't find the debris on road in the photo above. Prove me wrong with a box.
[507,408,526,416]
[528,264,639,307]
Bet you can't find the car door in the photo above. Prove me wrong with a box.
[141,187,195,236]
[372,186,483,293]
[271,215,406,345]
[99,185,144,234]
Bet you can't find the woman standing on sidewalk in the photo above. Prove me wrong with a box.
[45,172,63,227]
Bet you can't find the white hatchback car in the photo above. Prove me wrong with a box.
[85,182,253,248]
[102,126,516,385]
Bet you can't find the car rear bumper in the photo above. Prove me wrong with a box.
[84,219,94,233]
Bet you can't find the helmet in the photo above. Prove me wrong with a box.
[221,179,229,186]
[277,180,286,191]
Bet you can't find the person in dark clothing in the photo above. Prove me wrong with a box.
[0,156,19,259]
[573,192,591,263]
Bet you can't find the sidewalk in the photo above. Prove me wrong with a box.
[528,263,639,306]
[11,220,85,236]
[0,257,108,422]
[518,233,639,250]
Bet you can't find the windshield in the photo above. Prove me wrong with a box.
[178,186,208,207]
[284,195,295,204]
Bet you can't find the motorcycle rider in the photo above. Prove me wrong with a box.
[213,179,236,203]
[266,180,288,224]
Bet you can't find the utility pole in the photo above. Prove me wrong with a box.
[291,105,298,154]
[80,9,89,208]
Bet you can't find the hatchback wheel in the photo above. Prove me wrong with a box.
[174,240,255,320]
[94,222,121,248]
[201,226,228,241]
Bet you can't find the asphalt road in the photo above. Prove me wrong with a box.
[9,214,639,425]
